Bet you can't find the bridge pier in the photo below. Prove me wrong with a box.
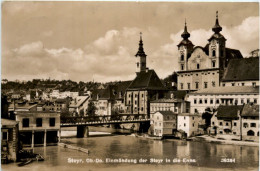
[77,126,89,138]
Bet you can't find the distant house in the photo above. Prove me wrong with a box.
[69,96,89,116]
[212,105,243,140]
[221,57,259,87]
[8,102,37,112]
[1,119,19,163]
[54,98,70,113]
[91,85,117,116]
[15,111,60,147]
[177,113,202,137]
[241,104,259,142]
[150,111,177,137]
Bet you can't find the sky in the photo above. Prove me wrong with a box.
[2,2,259,83]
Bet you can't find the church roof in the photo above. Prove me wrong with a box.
[177,39,194,47]
[222,57,259,82]
[208,33,226,42]
[128,69,166,90]
[135,33,147,57]
[225,48,243,60]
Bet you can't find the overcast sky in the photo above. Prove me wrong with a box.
[2,2,259,82]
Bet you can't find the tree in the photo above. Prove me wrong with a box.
[86,101,96,116]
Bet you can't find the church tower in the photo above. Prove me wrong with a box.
[135,32,147,73]
[177,20,194,71]
[208,11,227,69]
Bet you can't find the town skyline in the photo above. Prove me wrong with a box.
[2,2,259,82]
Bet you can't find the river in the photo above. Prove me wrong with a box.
[2,126,259,171]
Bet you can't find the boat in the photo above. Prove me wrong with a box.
[17,159,33,167]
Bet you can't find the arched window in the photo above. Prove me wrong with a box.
[197,63,200,69]
[181,54,184,61]
[212,50,216,57]
[247,130,255,136]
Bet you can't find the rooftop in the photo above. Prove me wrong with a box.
[154,111,178,115]
[216,105,243,119]
[222,57,259,82]
[69,96,89,108]
[241,103,259,117]
[189,86,259,95]
[128,69,165,90]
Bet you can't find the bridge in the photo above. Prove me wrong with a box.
[60,114,150,138]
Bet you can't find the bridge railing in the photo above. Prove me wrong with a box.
[61,114,148,124]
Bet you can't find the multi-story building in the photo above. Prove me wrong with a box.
[177,12,243,91]
[69,96,89,116]
[187,86,259,114]
[113,81,132,113]
[177,113,202,137]
[150,111,178,137]
[211,105,243,140]
[221,57,259,87]
[125,34,166,116]
[1,119,19,163]
[15,111,60,147]
[54,98,70,113]
[241,103,259,142]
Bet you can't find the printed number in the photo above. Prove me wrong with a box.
[221,158,235,163]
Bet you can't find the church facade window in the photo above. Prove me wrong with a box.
[212,50,216,57]
[197,64,200,69]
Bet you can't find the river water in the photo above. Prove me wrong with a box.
[2,126,259,171]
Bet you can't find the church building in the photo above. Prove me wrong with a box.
[177,12,243,91]
[125,33,166,116]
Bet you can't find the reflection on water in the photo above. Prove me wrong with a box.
[1,126,259,171]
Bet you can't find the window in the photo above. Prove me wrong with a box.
[233,132,236,135]
[187,83,190,90]
[247,99,250,104]
[193,123,195,127]
[231,83,235,86]
[234,122,237,126]
[243,123,248,128]
[128,101,131,105]
[251,123,256,127]
[137,62,139,67]
[212,122,215,125]
[241,83,245,86]
[254,99,257,104]
[219,131,223,134]
[2,132,7,140]
[204,82,208,89]
[212,61,216,68]
[226,122,229,126]
[197,63,200,69]
[241,99,244,104]
[235,99,238,105]
[49,118,56,127]
[184,116,186,120]
[212,81,215,87]
[36,118,42,127]
[210,99,213,104]
[22,118,29,127]
[141,94,144,98]
[194,99,197,104]
[135,100,137,105]
[195,82,199,89]
[212,50,216,57]
[135,94,137,98]
[184,123,186,127]
[180,83,183,90]
[195,109,198,113]
[181,64,184,71]
[181,54,184,61]
[141,107,144,111]
[222,83,225,87]
[219,122,223,126]
[192,117,194,120]
[204,99,208,104]
[199,99,203,104]
[252,82,256,87]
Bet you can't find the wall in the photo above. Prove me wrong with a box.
[241,117,259,142]
[178,69,219,91]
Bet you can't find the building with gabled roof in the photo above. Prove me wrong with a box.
[241,103,259,142]
[221,57,259,87]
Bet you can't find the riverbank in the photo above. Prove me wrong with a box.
[190,135,259,146]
